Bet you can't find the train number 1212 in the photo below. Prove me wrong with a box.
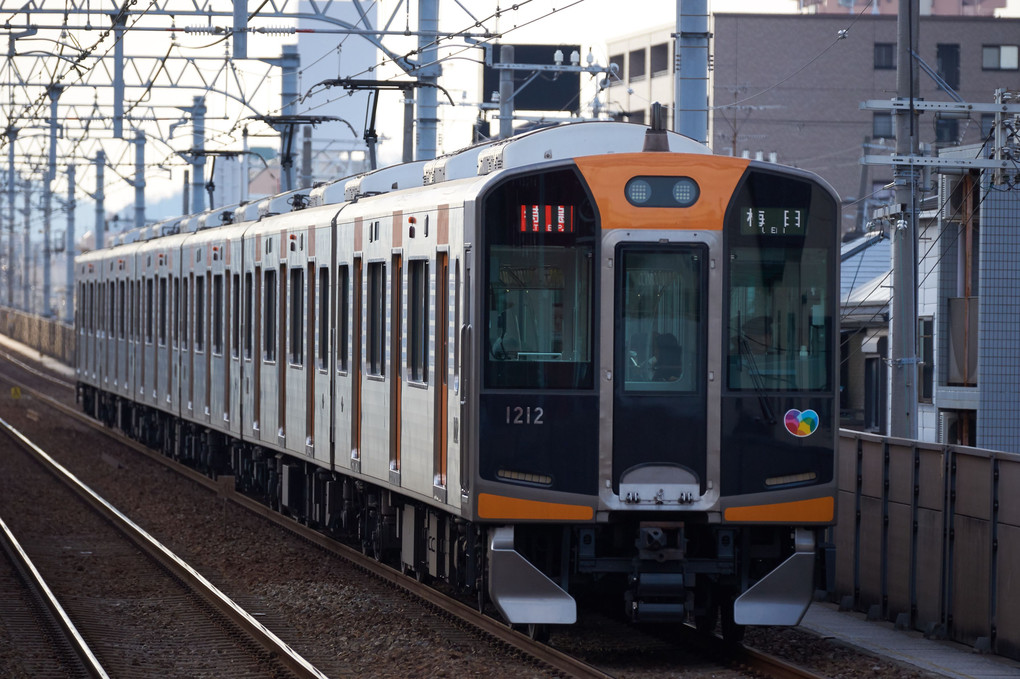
[506,406,544,425]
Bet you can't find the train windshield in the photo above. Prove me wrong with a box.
[725,170,836,392]
[482,169,597,390]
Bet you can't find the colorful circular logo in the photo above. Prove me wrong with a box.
[784,409,819,438]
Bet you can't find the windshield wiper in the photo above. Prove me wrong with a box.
[739,335,777,425]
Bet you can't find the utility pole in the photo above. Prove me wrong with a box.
[134,130,146,227]
[6,126,15,308]
[21,181,30,311]
[498,45,515,139]
[95,151,105,250]
[43,85,63,318]
[675,0,710,144]
[65,163,76,325]
[889,0,920,439]
[415,0,440,161]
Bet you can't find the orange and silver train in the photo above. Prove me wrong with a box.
[76,121,838,640]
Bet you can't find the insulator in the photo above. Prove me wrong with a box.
[255,26,297,34]
[184,26,227,34]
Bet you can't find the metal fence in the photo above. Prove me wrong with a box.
[836,430,1020,660]
[0,307,75,365]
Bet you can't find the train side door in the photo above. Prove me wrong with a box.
[612,243,709,504]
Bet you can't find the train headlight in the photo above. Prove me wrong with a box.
[625,178,652,204]
[672,177,699,206]
[624,176,700,207]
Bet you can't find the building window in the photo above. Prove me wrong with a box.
[980,113,996,140]
[982,45,1019,70]
[408,259,429,384]
[936,44,960,90]
[609,54,624,84]
[650,43,669,76]
[873,112,894,139]
[919,317,933,404]
[935,118,959,145]
[629,48,646,80]
[874,43,896,69]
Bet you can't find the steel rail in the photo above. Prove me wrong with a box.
[0,515,109,679]
[0,415,330,679]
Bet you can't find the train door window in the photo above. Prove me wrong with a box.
[367,261,386,376]
[454,259,461,387]
[619,248,704,392]
[212,274,224,355]
[181,278,189,350]
[409,259,429,384]
[318,266,329,370]
[264,269,277,362]
[118,281,126,340]
[244,272,253,360]
[338,264,350,372]
[108,281,115,338]
[481,168,596,390]
[145,278,154,344]
[289,266,304,366]
[172,277,180,348]
[232,273,241,359]
[159,277,168,347]
[195,275,206,353]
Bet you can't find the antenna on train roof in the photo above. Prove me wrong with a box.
[642,102,670,153]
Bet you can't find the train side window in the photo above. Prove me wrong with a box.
[453,259,460,386]
[264,269,277,362]
[145,278,154,344]
[195,275,206,353]
[181,277,190,351]
[409,259,429,383]
[317,266,329,370]
[367,261,386,376]
[244,272,253,360]
[212,274,223,355]
[337,264,349,372]
[289,266,304,366]
[232,273,241,359]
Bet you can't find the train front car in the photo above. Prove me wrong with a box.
[470,130,838,640]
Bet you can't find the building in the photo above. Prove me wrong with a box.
[606,13,1020,236]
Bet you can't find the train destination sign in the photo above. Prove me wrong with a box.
[519,204,575,233]
[741,207,807,236]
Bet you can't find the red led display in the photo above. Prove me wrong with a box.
[519,204,574,233]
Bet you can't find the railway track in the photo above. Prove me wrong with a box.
[0,346,829,679]
[0,415,328,679]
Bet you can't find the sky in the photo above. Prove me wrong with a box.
[77,0,1020,221]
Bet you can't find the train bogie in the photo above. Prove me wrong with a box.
[76,121,839,639]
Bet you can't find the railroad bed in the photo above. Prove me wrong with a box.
[0,343,943,679]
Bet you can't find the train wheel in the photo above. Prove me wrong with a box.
[526,624,550,644]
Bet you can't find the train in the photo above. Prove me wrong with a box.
[75,120,839,641]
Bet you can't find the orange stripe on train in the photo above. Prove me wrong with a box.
[723,496,834,523]
[478,493,594,521]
